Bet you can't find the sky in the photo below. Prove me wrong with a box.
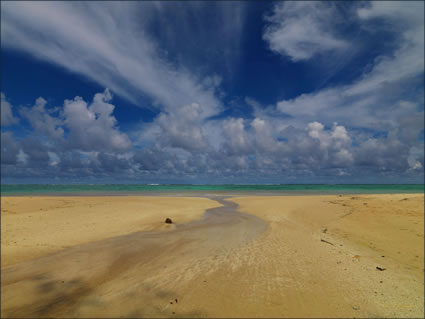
[1,1,424,184]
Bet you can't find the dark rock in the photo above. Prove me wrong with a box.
[376,266,386,271]
[165,218,173,224]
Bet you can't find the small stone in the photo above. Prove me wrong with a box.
[165,218,173,224]
[175,298,178,303]
[376,266,386,271]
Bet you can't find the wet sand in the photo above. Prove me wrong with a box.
[1,194,423,317]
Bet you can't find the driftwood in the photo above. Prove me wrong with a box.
[320,239,334,246]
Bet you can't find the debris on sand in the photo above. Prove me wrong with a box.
[320,239,334,246]
[165,218,173,224]
[352,255,361,261]
[321,228,328,234]
[376,266,386,271]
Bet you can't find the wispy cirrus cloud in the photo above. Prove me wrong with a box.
[1,1,245,117]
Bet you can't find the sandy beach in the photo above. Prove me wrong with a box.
[1,193,423,318]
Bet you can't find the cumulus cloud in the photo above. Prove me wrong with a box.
[263,1,348,61]
[63,89,131,152]
[20,97,64,139]
[138,103,209,152]
[2,90,132,174]
[1,93,18,126]
[221,118,251,155]
[307,122,353,166]
[1,131,20,165]
[17,89,131,153]
[407,145,424,171]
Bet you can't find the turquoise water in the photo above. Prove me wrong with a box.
[1,184,424,195]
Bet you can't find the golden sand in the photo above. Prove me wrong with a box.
[1,196,221,267]
[1,194,423,318]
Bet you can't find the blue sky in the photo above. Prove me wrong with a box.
[1,1,424,184]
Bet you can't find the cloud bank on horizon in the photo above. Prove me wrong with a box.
[1,1,424,183]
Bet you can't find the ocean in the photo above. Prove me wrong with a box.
[1,184,424,196]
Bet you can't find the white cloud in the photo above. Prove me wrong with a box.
[1,131,20,164]
[63,89,131,152]
[1,93,18,126]
[139,103,210,152]
[306,121,353,166]
[357,1,424,23]
[20,97,64,139]
[251,118,283,153]
[407,145,424,171]
[221,118,250,155]
[263,1,348,62]
[16,149,28,165]
[47,152,60,167]
[0,1,227,117]
[274,1,424,135]
[348,2,424,96]
[17,90,131,154]
[307,122,351,148]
